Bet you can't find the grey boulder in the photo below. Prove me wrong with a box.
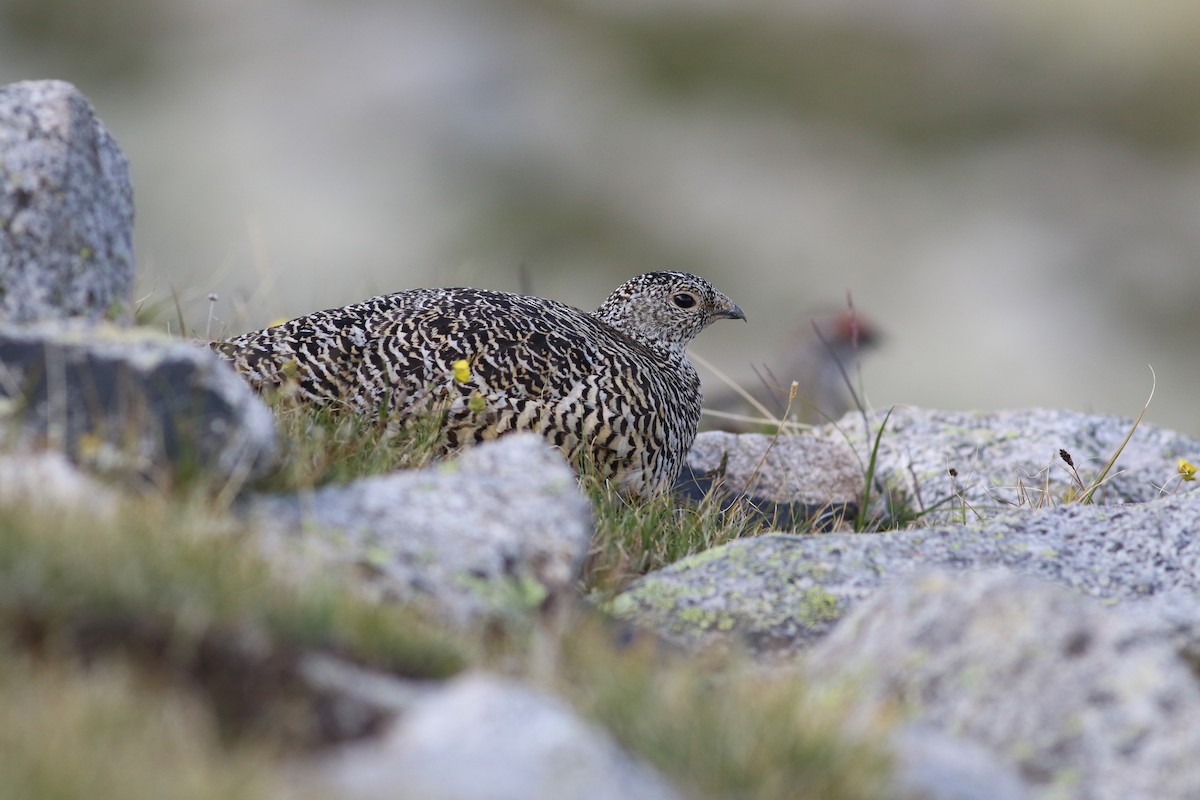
[309,672,683,800]
[688,428,864,506]
[613,490,1200,657]
[691,408,1199,525]
[0,450,120,516]
[0,321,276,484]
[244,434,593,625]
[820,407,1198,518]
[807,569,1200,800]
[0,80,134,323]
[890,725,1032,800]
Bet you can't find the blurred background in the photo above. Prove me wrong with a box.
[2,0,1198,434]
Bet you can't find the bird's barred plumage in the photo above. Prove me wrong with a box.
[212,271,744,495]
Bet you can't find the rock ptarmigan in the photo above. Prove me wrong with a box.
[212,271,744,495]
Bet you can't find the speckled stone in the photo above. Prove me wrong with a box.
[243,433,593,625]
[0,321,276,484]
[690,408,1200,525]
[688,429,862,505]
[815,407,1200,520]
[890,725,1032,800]
[0,451,121,516]
[310,672,684,800]
[807,569,1200,800]
[0,80,134,323]
[613,489,1200,657]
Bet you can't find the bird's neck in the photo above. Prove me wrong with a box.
[594,306,690,363]
[603,323,689,365]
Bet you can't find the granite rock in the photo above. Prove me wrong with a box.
[890,725,1032,800]
[0,321,276,484]
[0,450,120,516]
[688,429,863,506]
[820,407,1200,521]
[613,488,1200,657]
[0,80,134,323]
[309,672,683,800]
[244,434,593,625]
[807,569,1200,800]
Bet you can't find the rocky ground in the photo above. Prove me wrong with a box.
[4,78,1200,800]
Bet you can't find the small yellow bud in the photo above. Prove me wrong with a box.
[1179,459,1197,482]
[77,432,103,459]
[452,359,471,383]
[467,392,486,412]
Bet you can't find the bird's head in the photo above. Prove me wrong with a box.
[595,271,745,355]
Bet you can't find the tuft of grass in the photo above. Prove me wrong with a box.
[0,652,289,800]
[694,320,905,533]
[257,398,445,491]
[580,476,762,596]
[546,614,892,800]
[0,498,463,744]
[1068,367,1155,505]
[851,405,893,531]
[564,441,771,596]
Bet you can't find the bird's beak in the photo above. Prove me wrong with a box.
[715,300,747,322]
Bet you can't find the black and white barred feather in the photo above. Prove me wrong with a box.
[212,271,744,495]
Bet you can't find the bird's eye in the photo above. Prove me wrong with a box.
[672,292,697,309]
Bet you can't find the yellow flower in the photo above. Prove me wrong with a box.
[1179,459,1197,482]
[452,359,471,383]
[77,432,104,460]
